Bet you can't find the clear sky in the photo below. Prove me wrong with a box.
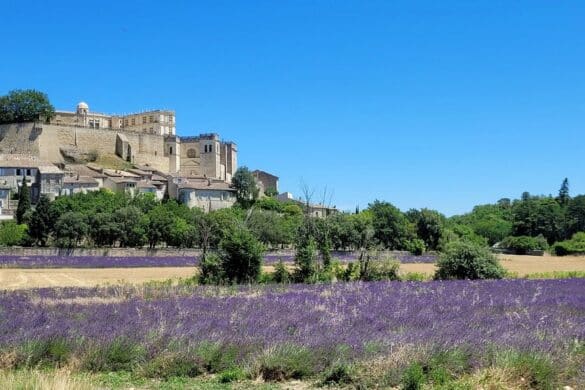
[2,1,584,215]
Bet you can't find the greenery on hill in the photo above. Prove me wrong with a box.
[0,89,55,124]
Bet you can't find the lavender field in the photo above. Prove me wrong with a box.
[0,251,436,268]
[0,279,583,386]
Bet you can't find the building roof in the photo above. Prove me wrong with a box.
[63,176,99,186]
[179,178,235,191]
[107,176,138,184]
[136,181,157,189]
[253,170,279,180]
[65,164,107,178]
[0,155,63,174]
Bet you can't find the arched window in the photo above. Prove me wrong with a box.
[169,147,173,155]
[187,148,197,158]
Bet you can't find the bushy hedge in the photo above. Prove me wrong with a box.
[435,241,505,280]
[552,232,585,256]
[500,235,548,255]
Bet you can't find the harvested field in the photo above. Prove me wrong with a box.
[0,254,583,289]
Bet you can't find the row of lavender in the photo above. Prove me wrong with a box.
[0,252,437,268]
[0,279,583,358]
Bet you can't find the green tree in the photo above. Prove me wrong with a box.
[232,167,259,208]
[434,241,505,280]
[114,206,145,247]
[28,195,54,246]
[16,176,31,225]
[566,195,585,237]
[88,213,121,247]
[0,89,55,124]
[414,209,445,251]
[368,200,413,250]
[219,227,265,284]
[54,212,89,248]
[557,178,570,207]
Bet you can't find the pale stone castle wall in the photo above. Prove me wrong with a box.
[0,122,237,180]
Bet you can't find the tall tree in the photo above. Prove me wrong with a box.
[0,89,55,124]
[558,178,570,206]
[16,176,31,225]
[28,195,54,246]
[232,166,259,208]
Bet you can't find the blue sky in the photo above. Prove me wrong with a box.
[2,1,584,215]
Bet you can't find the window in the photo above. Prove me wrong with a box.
[170,147,173,155]
[16,169,21,176]
[26,169,31,176]
[124,119,128,126]
[143,116,147,124]
[149,115,153,123]
[187,148,197,158]
[131,118,135,125]
[209,144,213,153]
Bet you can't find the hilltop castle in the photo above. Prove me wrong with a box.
[0,102,237,182]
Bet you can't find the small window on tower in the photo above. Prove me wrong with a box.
[170,147,173,155]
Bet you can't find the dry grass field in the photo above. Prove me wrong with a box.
[0,254,583,290]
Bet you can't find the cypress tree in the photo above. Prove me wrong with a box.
[29,194,52,246]
[16,176,31,224]
[558,178,570,206]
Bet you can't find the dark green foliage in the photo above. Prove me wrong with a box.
[232,166,259,208]
[566,195,585,237]
[557,178,570,206]
[28,195,54,246]
[501,235,548,254]
[294,238,317,282]
[368,200,414,250]
[219,228,265,284]
[198,253,224,284]
[552,232,585,256]
[401,362,425,390]
[218,367,247,383]
[450,204,512,246]
[54,212,89,248]
[16,176,31,225]
[435,241,505,280]
[114,206,146,248]
[414,208,445,250]
[512,196,564,244]
[0,89,55,123]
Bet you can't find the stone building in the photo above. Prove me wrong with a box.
[51,102,176,136]
[252,170,279,195]
[0,154,64,203]
[168,177,236,212]
[0,102,238,181]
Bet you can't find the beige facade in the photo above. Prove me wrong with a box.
[168,177,236,212]
[253,170,279,195]
[51,102,176,136]
[0,155,64,202]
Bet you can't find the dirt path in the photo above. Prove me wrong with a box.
[0,255,583,290]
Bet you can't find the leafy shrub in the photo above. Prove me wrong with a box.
[0,221,27,247]
[552,232,585,256]
[194,342,238,373]
[402,272,428,282]
[273,260,290,284]
[360,256,400,281]
[406,238,426,256]
[497,350,557,390]
[434,241,505,280]
[401,362,425,390]
[501,235,548,254]
[198,253,224,285]
[321,362,354,385]
[220,228,265,284]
